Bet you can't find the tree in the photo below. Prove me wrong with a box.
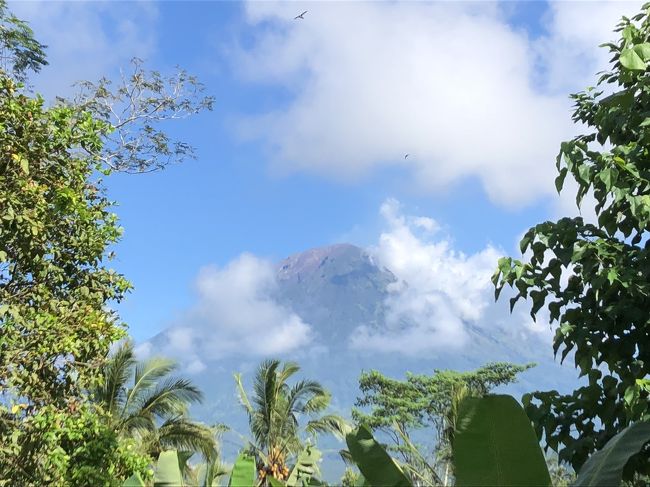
[0,2,213,483]
[0,0,47,82]
[94,341,218,464]
[492,3,650,479]
[70,57,214,174]
[235,359,349,484]
[353,362,533,485]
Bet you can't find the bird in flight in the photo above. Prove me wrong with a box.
[294,10,308,20]
[404,153,409,159]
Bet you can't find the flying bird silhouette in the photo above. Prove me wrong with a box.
[404,153,409,159]
[294,10,308,20]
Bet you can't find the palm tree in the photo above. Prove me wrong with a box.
[235,359,348,483]
[94,341,218,464]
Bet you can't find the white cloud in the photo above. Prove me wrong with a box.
[10,1,158,100]
[350,199,552,355]
[155,253,312,366]
[536,1,642,94]
[232,1,640,208]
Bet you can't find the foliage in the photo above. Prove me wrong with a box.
[353,362,533,482]
[1,403,151,487]
[153,450,184,487]
[492,3,650,477]
[71,57,214,174]
[345,425,411,487]
[340,468,362,487]
[573,421,650,487]
[0,0,47,82]
[0,67,130,482]
[284,444,322,487]
[194,453,230,487]
[94,341,217,463]
[228,453,257,487]
[546,455,576,487]
[0,2,213,483]
[343,394,650,487]
[235,359,348,484]
[453,395,551,487]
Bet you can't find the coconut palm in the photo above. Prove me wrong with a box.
[94,341,217,464]
[235,359,349,483]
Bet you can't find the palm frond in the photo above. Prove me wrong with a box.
[393,421,443,486]
[197,455,230,487]
[137,377,203,420]
[296,385,330,415]
[158,417,218,461]
[95,340,135,418]
[304,414,350,439]
[120,413,156,437]
[123,355,178,416]
[234,372,254,415]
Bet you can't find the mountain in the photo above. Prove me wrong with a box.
[144,243,580,478]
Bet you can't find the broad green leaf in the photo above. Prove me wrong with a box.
[123,473,145,487]
[286,445,322,487]
[598,167,618,192]
[633,42,650,61]
[346,425,411,487]
[228,453,256,487]
[453,394,551,487]
[573,421,650,487]
[268,477,286,487]
[154,450,184,487]
[620,48,646,70]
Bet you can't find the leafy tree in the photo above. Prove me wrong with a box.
[353,362,533,484]
[95,341,218,464]
[492,3,650,479]
[0,2,212,483]
[0,66,133,484]
[70,57,214,174]
[0,0,47,82]
[235,359,349,485]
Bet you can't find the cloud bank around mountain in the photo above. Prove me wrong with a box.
[233,1,640,208]
[146,199,558,364]
[149,253,312,372]
[349,199,551,355]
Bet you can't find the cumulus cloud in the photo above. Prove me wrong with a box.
[350,199,552,355]
[232,1,639,208]
[536,1,642,94]
[10,1,158,100]
[151,253,312,370]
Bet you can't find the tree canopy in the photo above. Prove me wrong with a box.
[0,2,212,483]
[493,2,650,479]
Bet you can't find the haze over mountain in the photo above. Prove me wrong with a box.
[140,241,580,471]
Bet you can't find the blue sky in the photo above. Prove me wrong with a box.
[11,1,642,345]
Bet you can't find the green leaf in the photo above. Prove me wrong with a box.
[154,450,184,487]
[286,445,322,487]
[574,421,650,486]
[346,425,411,487]
[268,477,286,487]
[598,167,618,192]
[620,48,646,70]
[123,473,145,487]
[633,43,650,61]
[453,394,551,487]
[228,453,256,487]
[555,167,568,194]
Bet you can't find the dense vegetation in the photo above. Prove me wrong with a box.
[1,0,650,485]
